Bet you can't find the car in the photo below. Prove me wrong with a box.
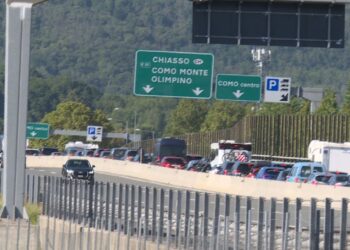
[110,148,138,161]
[99,150,111,158]
[61,159,95,182]
[307,173,333,185]
[186,158,211,172]
[51,151,63,156]
[26,148,40,156]
[231,162,254,177]
[81,149,95,157]
[255,167,284,180]
[286,162,326,183]
[327,173,350,186]
[39,147,59,156]
[246,160,271,178]
[276,169,291,181]
[160,156,186,169]
[93,148,110,157]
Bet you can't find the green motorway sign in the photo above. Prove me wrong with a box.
[134,50,214,99]
[26,122,50,139]
[215,74,261,102]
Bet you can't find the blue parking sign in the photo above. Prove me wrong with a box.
[266,78,279,91]
[88,127,96,135]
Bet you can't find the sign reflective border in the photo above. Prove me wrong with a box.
[134,50,214,99]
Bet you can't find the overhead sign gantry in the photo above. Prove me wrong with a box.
[191,0,346,48]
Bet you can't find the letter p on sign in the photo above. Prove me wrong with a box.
[267,78,279,91]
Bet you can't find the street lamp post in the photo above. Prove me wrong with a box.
[110,107,130,145]
[251,47,271,107]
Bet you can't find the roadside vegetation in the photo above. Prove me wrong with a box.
[25,203,41,225]
[0,195,40,224]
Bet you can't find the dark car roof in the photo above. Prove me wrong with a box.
[65,159,92,169]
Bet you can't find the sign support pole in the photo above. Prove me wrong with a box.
[1,0,45,219]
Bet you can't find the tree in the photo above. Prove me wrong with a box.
[29,101,113,150]
[255,97,310,115]
[201,101,246,131]
[341,82,350,115]
[315,89,338,115]
[164,99,208,136]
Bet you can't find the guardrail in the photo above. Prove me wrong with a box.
[1,171,350,249]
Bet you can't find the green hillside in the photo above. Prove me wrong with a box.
[0,0,349,133]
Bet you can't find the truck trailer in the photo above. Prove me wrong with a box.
[308,140,350,174]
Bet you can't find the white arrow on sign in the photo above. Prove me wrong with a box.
[143,85,154,93]
[192,87,204,96]
[31,131,37,137]
[233,90,244,98]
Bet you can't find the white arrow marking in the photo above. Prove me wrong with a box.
[233,90,244,98]
[143,85,154,93]
[31,131,37,137]
[192,87,204,96]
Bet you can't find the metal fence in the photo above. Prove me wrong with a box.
[2,173,350,249]
[140,115,350,160]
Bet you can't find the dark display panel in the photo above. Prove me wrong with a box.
[192,1,345,48]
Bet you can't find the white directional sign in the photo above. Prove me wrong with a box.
[264,77,291,103]
[87,126,103,142]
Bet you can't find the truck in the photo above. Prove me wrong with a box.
[209,140,252,167]
[308,140,350,174]
[153,137,187,162]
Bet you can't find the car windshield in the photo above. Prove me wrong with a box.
[67,160,90,169]
[300,166,311,177]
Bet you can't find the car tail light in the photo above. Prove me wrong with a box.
[224,170,228,175]
[312,180,317,185]
[294,177,299,183]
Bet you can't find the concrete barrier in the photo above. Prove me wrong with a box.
[27,156,350,201]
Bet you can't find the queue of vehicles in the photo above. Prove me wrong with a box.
[24,138,350,187]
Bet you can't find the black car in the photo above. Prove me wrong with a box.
[62,159,95,182]
[39,147,59,156]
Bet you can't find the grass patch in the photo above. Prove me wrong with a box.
[0,195,40,224]
[25,203,41,224]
